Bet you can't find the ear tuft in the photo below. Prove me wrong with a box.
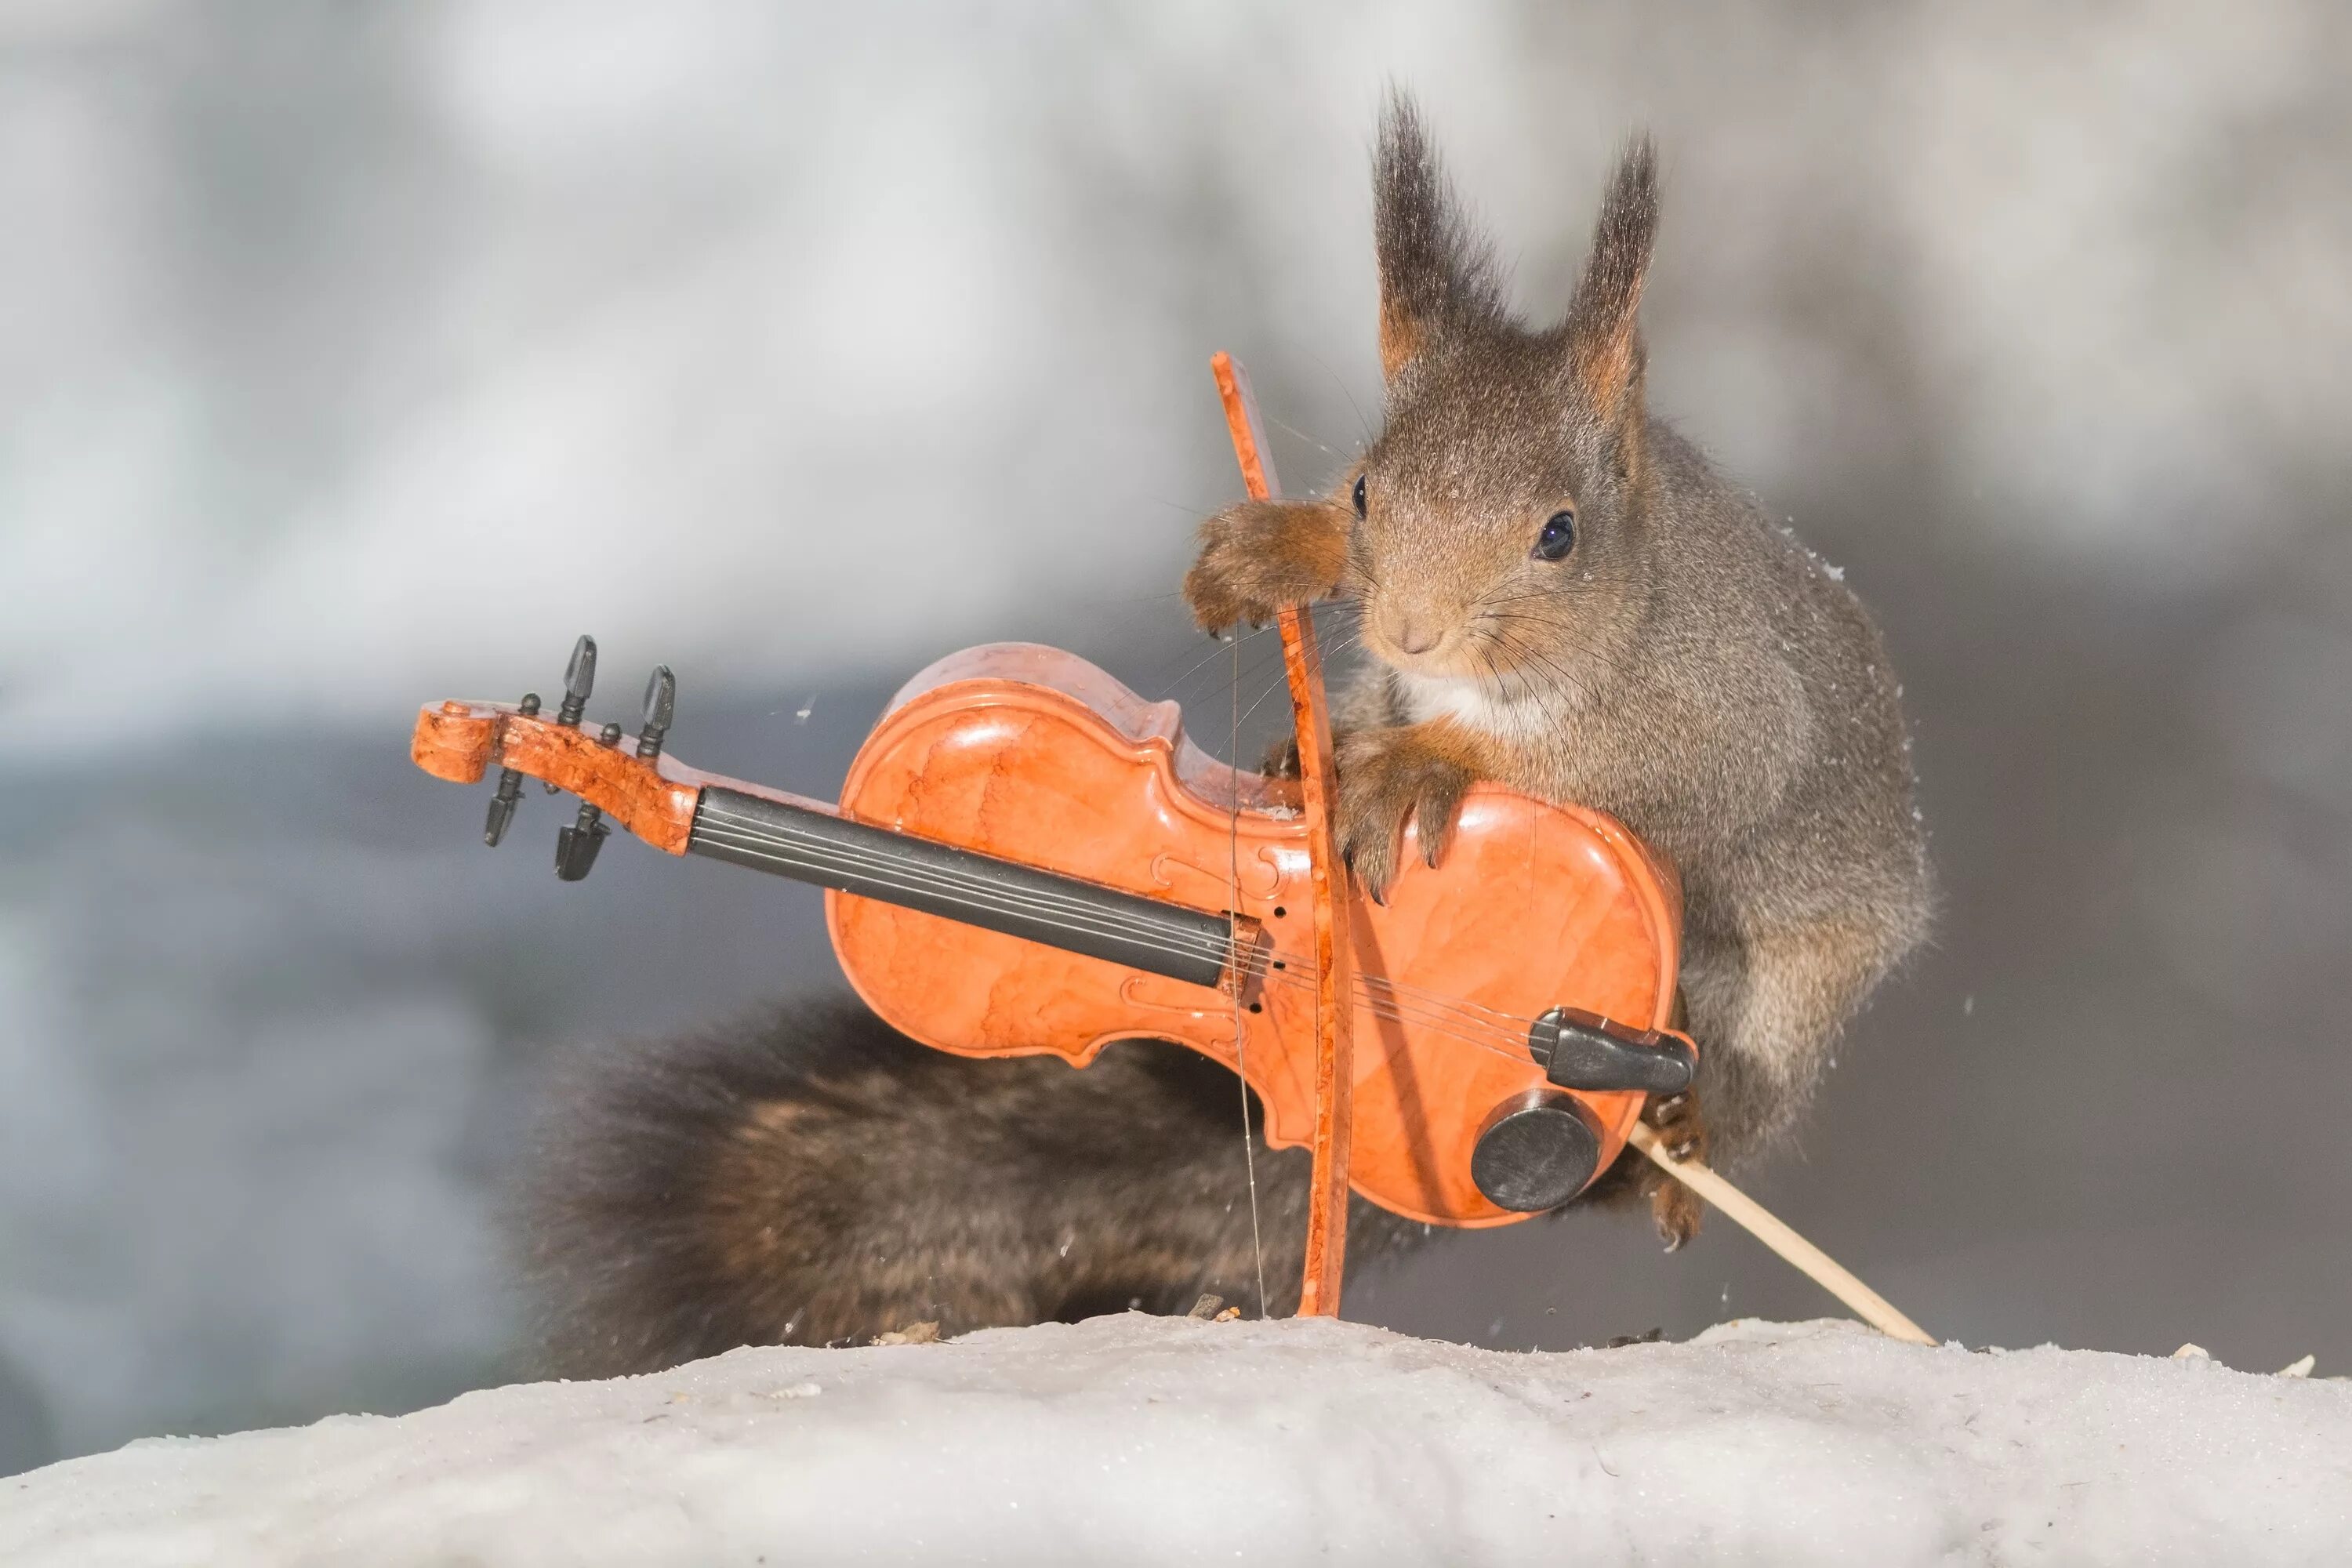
[1374,89,1504,381]
[1564,134,1659,418]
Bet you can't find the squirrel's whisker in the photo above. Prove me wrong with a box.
[1152,623,1280,694]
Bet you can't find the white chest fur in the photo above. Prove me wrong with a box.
[1393,670,1550,742]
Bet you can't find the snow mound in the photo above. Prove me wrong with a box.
[6,1316,2349,1566]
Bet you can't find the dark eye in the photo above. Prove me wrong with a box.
[1533,509,1576,561]
[1351,474,1367,519]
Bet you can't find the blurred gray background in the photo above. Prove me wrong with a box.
[3,1,2347,1474]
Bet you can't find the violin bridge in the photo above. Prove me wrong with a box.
[1220,913,1274,1006]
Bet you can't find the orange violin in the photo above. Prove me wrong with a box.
[412,635,1695,1229]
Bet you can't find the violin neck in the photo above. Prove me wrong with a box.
[687,786,1239,991]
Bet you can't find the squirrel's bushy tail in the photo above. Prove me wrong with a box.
[519,996,1424,1376]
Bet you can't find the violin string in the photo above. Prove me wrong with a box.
[699,833,1545,1072]
[1356,969,1550,1033]
[695,801,1556,1044]
[691,815,1549,1069]
[691,808,1546,1049]
[690,845,1545,1075]
[1229,630,1268,1319]
[696,799,1598,1048]
[682,822,1534,1053]
[689,822,1232,964]
[691,807,1311,996]
[695,804,1247,946]
[687,820,1341,1022]
[690,808,1561,1062]
[692,813,1241,953]
[692,807,1255,949]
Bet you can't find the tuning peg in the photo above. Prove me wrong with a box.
[556,635,597,726]
[546,635,597,793]
[637,666,675,760]
[554,810,609,880]
[554,806,609,880]
[554,720,623,880]
[483,691,542,847]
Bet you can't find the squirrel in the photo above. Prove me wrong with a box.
[519,94,1930,1378]
[1184,96,1932,1239]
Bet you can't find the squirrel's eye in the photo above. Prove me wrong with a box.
[1351,474,1367,519]
[1533,509,1576,561]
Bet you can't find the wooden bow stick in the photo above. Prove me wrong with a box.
[1211,352,1355,1319]
[1626,1124,1936,1345]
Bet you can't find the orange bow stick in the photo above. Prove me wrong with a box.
[1210,351,1356,1318]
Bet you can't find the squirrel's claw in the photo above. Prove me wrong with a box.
[1260,734,1303,781]
[1642,1087,1710,1249]
[1332,726,1475,902]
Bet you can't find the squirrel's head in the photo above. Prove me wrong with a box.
[1346,95,1661,699]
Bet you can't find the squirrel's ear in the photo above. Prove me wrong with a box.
[1563,136,1658,420]
[1374,90,1503,382]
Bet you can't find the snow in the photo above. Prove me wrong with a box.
[5,1316,2348,1566]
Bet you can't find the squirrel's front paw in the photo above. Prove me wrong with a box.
[1333,725,1476,902]
[1183,498,1351,633]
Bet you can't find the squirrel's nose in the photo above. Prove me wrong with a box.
[1394,619,1441,656]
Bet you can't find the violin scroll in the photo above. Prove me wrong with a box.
[413,633,707,862]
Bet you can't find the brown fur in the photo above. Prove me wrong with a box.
[1185,92,1933,1243]
[522,997,1421,1377]
[1562,132,1656,419]
[1181,496,1355,632]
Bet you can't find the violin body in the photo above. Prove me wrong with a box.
[829,644,1683,1228]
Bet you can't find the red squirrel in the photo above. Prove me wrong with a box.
[519,96,1930,1375]
[1186,96,1932,1240]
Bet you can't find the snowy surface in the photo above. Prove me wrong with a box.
[5,1316,2349,1566]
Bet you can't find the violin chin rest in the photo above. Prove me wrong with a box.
[1469,1090,1604,1213]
